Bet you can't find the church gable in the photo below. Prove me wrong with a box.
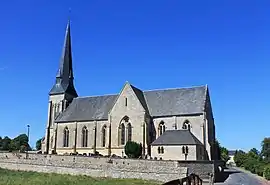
[109,82,147,115]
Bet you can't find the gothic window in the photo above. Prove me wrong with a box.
[182,146,189,154]
[63,127,69,147]
[182,120,191,131]
[158,146,164,154]
[82,126,88,147]
[159,121,166,136]
[127,123,132,142]
[120,123,125,145]
[101,125,107,147]
[119,116,130,145]
[160,147,164,154]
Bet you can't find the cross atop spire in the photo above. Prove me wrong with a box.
[49,20,77,97]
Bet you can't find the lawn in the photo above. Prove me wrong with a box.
[0,168,159,185]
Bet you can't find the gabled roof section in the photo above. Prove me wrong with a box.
[151,130,203,146]
[55,95,117,122]
[130,84,149,113]
[55,84,208,123]
[143,85,207,117]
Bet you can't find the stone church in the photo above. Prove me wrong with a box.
[41,21,218,161]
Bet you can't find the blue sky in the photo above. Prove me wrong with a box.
[0,0,269,151]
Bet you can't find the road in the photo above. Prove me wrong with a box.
[215,167,270,185]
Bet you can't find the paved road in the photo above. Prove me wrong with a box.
[215,168,270,185]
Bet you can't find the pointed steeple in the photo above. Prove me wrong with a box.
[49,20,77,97]
[56,20,73,80]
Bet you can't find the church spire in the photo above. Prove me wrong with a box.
[49,20,77,97]
[56,20,73,80]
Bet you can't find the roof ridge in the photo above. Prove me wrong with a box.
[75,93,118,99]
[143,84,207,92]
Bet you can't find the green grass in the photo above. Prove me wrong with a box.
[0,168,159,185]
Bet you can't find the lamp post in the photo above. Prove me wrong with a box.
[26,124,30,159]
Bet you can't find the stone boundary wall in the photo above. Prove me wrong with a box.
[0,152,217,182]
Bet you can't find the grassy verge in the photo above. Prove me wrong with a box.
[0,168,159,185]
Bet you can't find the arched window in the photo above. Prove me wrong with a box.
[160,147,164,154]
[101,125,107,147]
[119,116,130,145]
[158,147,161,154]
[127,123,132,142]
[120,123,125,145]
[159,121,166,136]
[63,127,69,147]
[182,146,189,154]
[182,120,191,131]
[82,126,88,147]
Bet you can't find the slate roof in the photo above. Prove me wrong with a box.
[56,95,118,122]
[49,21,77,97]
[151,130,203,146]
[55,85,207,123]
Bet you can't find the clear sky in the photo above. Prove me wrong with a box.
[0,0,269,151]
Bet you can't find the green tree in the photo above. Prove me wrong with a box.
[261,137,270,162]
[1,136,11,151]
[36,138,42,150]
[234,150,247,167]
[220,146,230,162]
[124,141,142,158]
[213,139,221,160]
[215,139,229,162]
[9,134,30,152]
[247,148,260,160]
[264,165,270,180]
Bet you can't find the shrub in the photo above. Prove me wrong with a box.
[264,165,270,180]
[124,141,142,158]
[253,161,266,177]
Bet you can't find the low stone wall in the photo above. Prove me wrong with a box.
[0,152,219,182]
[0,152,188,182]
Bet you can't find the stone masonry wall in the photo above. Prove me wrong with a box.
[0,152,216,182]
[0,152,187,182]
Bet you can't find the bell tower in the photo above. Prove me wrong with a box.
[43,20,78,154]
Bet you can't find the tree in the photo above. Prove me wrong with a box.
[1,136,11,151]
[220,146,230,162]
[261,137,270,162]
[214,139,221,160]
[215,139,229,162]
[36,138,42,150]
[247,148,260,160]
[234,150,247,167]
[9,134,30,152]
[124,141,142,158]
